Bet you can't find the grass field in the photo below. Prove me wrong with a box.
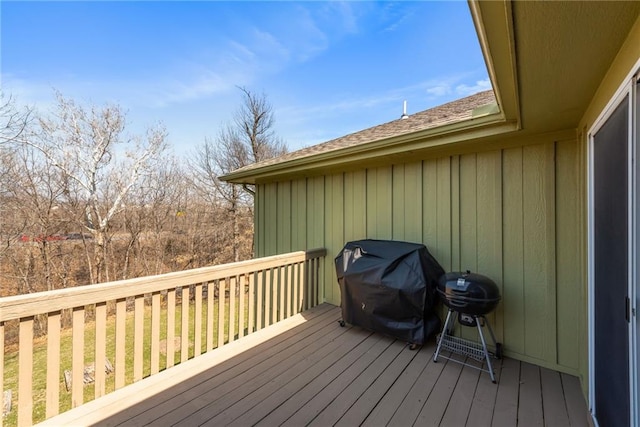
[2,295,247,426]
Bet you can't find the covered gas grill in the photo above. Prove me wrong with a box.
[335,239,444,346]
[433,271,503,382]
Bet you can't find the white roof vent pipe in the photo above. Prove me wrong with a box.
[401,100,409,119]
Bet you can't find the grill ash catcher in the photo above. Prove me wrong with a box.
[433,271,503,383]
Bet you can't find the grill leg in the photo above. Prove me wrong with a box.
[475,316,496,383]
[482,315,498,347]
[433,309,454,362]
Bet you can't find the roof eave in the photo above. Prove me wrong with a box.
[468,0,521,127]
[222,113,516,184]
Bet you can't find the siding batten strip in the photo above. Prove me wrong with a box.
[545,141,558,363]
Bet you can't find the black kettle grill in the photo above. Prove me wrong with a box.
[437,271,501,315]
[433,271,502,383]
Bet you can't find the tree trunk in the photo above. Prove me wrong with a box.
[93,232,105,284]
[39,241,53,291]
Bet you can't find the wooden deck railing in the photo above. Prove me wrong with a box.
[0,248,326,427]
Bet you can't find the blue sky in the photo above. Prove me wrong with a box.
[1,1,490,154]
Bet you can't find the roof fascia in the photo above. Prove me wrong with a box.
[468,0,520,127]
[222,114,518,183]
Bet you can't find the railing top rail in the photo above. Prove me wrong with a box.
[0,248,326,322]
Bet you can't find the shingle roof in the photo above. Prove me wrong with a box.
[225,90,496,177]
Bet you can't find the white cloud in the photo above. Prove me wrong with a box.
[455,78,492,96]
[381,4,415,33]
[426,85,451,97]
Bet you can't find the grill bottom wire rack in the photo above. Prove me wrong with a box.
[432,309,502,383]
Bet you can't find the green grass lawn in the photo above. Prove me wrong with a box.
[3,294,250,426]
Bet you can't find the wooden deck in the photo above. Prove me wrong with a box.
[40,303,590,426]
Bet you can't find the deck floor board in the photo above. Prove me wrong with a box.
[39,304,588,427]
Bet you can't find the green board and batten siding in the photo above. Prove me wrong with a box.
[254,137,584,376]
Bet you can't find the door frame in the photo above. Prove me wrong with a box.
[587,61,639,426]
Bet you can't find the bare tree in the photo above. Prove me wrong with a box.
[0,91,31,145]
[193,87,287,261]
[121,156,186,278]
[231,86,287,196]
[0,92,33,256]
[7,145,69,291]
[25,92,168,283]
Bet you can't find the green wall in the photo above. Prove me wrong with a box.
[254,136,583,375]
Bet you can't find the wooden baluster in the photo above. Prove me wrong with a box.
[166,290,176,369]
[114,299,126,389]
[46,311,61,417]
[94,303,107,399]
[133,296,144,382]
[238,275,245,339]
[18,316,33,427]
[180,286,189,363]
[286,264,293,319]
[217,279,225,347]
[194,283,202,357]
[206,282,214,352]
[228,276,236,343]
[248,272,255,334]
[150,292,161,375]
[256,271,263,331]
[71,307,84,407]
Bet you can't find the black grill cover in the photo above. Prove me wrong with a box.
[335,239,444,345]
